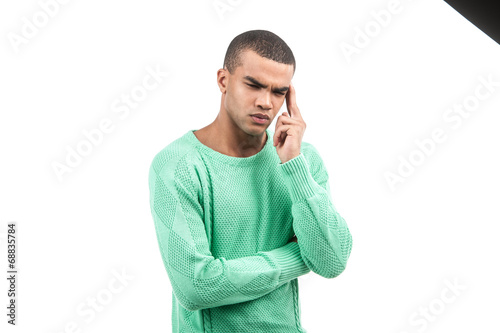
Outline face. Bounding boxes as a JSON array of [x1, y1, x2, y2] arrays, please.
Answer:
[[217, 49, 294, 136]]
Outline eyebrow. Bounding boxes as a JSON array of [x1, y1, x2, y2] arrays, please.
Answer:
[[243, 75, 289, 93]]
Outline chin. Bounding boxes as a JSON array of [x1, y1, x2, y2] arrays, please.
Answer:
[[244, 125, 267, 136]]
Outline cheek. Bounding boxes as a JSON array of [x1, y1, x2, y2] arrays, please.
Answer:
[[272, 98, 285, 112], [225, 88, 248, 116], [237, 90, 255, 110]]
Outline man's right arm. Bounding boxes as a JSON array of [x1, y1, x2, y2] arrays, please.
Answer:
[[148, 152, 310, 311]]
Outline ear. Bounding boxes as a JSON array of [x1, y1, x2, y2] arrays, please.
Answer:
[[217, 68, 229, 94]]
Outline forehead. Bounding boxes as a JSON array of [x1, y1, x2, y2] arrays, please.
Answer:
[[234, 49, 294, 87]]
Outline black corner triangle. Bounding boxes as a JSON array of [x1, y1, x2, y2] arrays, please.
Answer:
[[443, 0, 500, 44]]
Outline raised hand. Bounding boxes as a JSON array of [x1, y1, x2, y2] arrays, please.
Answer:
[[273, 82, 306, 164]]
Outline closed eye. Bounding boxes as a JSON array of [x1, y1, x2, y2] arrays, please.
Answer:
[[246, 83, 285, 96]]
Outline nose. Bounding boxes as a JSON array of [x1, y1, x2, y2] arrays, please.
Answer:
[[256, 91, 272, 110]]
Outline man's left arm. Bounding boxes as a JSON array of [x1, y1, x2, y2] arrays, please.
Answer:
[[278, 145, 353, 279], [273, 82, 352, 278]]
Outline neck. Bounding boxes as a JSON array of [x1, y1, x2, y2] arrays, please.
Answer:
[[214, 119, 267, 157], [198, 111, 268, 158]]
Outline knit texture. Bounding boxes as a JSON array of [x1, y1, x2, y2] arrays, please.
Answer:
[[148, 128, 353, 333]]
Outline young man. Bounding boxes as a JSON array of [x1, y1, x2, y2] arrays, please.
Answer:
[[148, 29, 352, 332]]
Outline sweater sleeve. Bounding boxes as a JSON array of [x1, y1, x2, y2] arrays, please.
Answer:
[[278, 145, 353, 279], [148, 152, 311, 311]]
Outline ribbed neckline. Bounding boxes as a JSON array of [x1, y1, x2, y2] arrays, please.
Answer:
[[185, 128, 274, 167]]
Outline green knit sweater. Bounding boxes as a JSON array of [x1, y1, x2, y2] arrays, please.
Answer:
[[148, 128, 353, 333]]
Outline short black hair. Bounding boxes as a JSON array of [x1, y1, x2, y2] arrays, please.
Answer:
[[223, 30, 295, 74]]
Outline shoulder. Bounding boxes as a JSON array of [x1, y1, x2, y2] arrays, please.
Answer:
[[149, 131, 200, 183], [300, 141, 321, 160], [300, 141, 328, 178], [300, 141, 328, 181]]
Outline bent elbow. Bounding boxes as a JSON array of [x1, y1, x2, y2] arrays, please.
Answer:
[[323, 228, 353, 279], [170, 279, 208, 311], [323, 261, 348, 279], [174, 289, 207, 312], [182, 301, 204, 312]]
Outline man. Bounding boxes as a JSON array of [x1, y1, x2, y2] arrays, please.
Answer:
[[148, 29, 352, 332]]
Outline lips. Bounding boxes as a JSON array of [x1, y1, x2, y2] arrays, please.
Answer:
[[251, 113, 269, 119], [251, 114, 269, 124]]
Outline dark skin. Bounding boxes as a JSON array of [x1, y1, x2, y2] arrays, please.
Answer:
[[194, 49, 305, 244], [273, 81, 306, 164]]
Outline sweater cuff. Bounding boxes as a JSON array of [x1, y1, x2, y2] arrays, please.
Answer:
[[267, 242, 310, 284], [279, 153, 317, 202]]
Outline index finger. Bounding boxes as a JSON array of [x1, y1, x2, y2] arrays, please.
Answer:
[[286, 82, 301, 119]]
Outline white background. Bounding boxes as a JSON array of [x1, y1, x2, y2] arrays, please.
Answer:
[[1, 0, 500, 332]]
